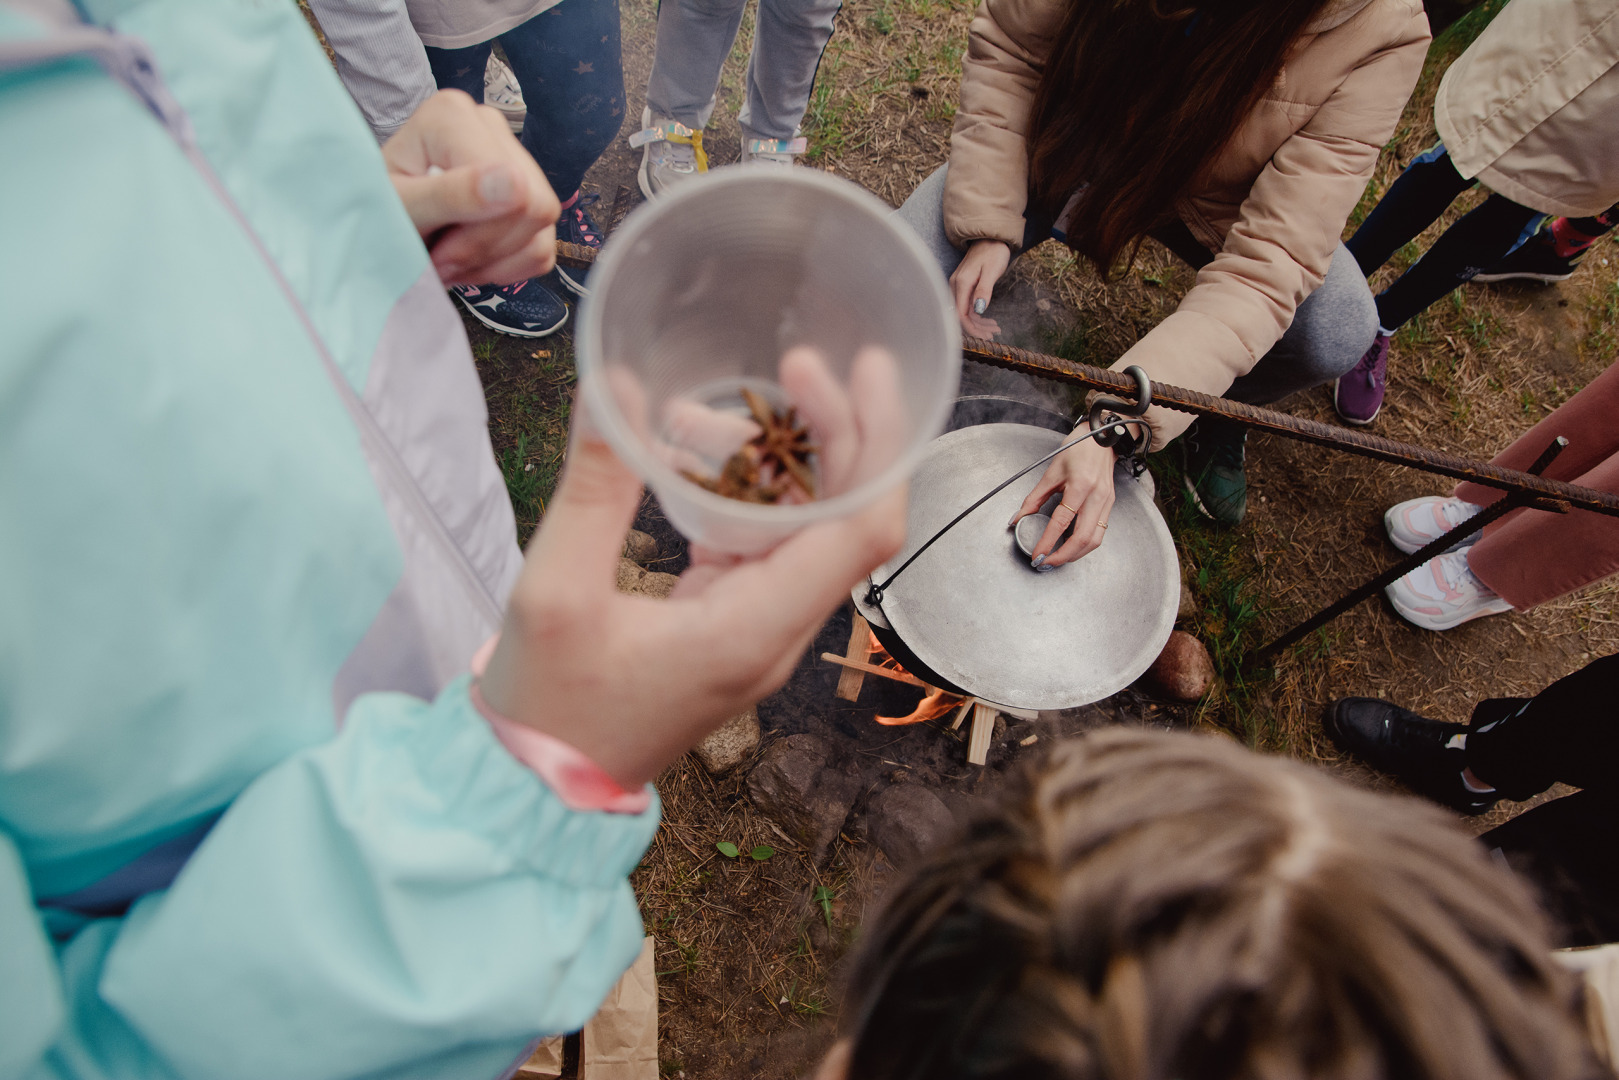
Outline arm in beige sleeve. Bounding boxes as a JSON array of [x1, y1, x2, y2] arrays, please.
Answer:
[[941, 0, 1063, 251], [1115, 13, 1430, 449]]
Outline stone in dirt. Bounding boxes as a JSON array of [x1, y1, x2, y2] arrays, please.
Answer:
[[1142, 630, 1216, 701], [693, 707, 760, 775], [746, 734, 862, 860], [622, 529, 658, 565], [866, 783, 956, 868], [616, 557, 678, 599]]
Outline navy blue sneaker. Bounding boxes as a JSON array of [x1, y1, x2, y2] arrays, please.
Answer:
[[555, 192, 603, 297], [452, 274, 568, 338], [1471, 231, 1582, 284]]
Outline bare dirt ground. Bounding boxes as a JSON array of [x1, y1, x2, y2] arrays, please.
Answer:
[[441, 0, 1619, 1075]]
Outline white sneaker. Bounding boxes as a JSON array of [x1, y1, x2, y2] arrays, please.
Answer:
[[1384, 495, 1485, 554], [1385, 550, 1513, 631], [630, 107, 705, 199], [485, 55, 525, 133], [740, 127, 807, 167]]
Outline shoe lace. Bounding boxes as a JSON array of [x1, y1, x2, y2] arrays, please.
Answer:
[[485, 59, 521, 103], [1436, 550, 1493, 597], [1438, 497, 1479, 529], [565, 193, 603, 246], [1355, 337, 1390, 388], [631, 120, 707, 173], [1211, 434, 1246, 471]]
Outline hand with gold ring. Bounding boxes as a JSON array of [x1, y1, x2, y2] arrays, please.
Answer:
[[1007, 430, 1118, 569]]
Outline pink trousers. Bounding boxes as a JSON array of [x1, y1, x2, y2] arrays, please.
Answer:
[[1455, 362, 1619, 609]]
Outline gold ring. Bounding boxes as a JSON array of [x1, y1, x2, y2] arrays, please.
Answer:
[[1096, 520, 1109, 530], [1060, 503, 1079, 515]]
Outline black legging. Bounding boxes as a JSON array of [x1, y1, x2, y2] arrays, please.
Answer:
[[1462, 654, 1619, 946], [1346, 147, 1541, 332]]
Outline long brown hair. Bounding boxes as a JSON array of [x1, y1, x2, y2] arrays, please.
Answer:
[[842, 730, 1602, 1080], [1029, 0, 1331, 274]]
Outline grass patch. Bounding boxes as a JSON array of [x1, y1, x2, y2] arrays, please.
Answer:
[[1041, 321, 1108, 369], [468, 324, 576, 544], [1146, 453, 1283, 747], [1584, 280, 1619, 365]]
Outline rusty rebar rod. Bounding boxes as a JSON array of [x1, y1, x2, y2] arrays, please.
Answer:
[[960, 336, 1619, 517], [555, 241, 1619, 515]]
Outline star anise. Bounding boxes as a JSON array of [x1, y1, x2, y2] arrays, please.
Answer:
[[681, 388, 819, 503]]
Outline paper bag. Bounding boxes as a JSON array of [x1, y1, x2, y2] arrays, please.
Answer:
[[515, 1036, 565, 1078], [582, 937, 659, 1080]]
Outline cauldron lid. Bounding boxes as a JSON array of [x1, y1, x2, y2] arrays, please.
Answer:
[[853, 423, 1179, 710]]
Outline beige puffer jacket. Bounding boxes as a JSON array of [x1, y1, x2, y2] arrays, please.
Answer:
[[1436, 0, 1619, 218], [944, 0, 1431, 447]]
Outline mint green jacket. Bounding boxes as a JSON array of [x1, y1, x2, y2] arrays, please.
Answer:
[[0, 3, 658, 1077]]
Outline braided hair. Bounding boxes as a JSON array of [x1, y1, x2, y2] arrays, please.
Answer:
[[842, 729, 1600, 1080]]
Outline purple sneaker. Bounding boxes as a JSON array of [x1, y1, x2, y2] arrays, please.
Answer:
[[1335, 332, 1391, 426]]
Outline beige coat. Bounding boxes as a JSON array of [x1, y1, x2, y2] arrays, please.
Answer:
[[944, 0, 1431, 447], [1435, 0, 1619, 218]]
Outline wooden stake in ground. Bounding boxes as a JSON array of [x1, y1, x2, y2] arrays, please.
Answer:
[[835, 616, 871, 701], [967, 704, 996, 766]]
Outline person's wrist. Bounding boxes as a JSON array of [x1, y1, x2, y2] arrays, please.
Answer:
[[1095, 411, 1141, 459], [469, 677, 651, 814]]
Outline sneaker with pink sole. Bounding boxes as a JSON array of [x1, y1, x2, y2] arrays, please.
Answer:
[[1384, 495, 1485, 554], [1385, 549, 1513, 631]]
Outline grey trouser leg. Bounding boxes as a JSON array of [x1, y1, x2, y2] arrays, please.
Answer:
[[894, 163, 963, 275], [738, 0, 841, 139], [1225, 243, 1377, 405], [645, 0, 840, 139], [305, 0, 435, 143]]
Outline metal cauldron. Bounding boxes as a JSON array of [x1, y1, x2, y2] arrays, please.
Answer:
[[852, 399, 1180, 711]]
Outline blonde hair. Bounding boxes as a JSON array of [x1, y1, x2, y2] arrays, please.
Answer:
[[842, 729, 1601, 1080]]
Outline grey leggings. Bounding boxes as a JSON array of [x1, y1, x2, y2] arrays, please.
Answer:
[[645, 0, 843, 141], [895, 164, 1377, 413]]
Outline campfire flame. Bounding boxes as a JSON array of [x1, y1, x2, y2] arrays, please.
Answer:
[[866, 631, 968, 726]]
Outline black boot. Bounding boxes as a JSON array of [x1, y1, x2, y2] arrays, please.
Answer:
[[1323, 697, 1500, 814]]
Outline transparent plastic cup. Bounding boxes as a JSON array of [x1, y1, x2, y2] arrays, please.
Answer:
[[576, 166, 961, 555]]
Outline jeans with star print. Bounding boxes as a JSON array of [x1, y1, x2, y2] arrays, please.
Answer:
[[425, 0, 625, 199]]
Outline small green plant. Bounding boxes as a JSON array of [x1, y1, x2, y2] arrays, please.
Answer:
[[813, 885, 836, 928], [866, 3, 896, 34], [499, 432, 559, 536], [715, 841, 774, 861]]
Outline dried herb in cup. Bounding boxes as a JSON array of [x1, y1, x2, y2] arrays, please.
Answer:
[[682, 388, 818, 503]]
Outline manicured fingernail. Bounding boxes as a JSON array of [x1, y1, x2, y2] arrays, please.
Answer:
[[1031, 553, 1045, 567], [478, 165, 516, 208], [1036, 563, 1056, 573], [973, 298, 987, 316]]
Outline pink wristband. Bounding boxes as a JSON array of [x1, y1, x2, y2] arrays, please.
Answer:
[[467, 638, 650, 815]]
